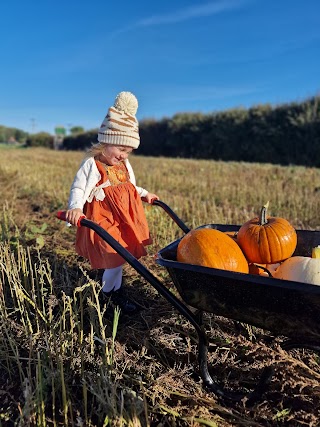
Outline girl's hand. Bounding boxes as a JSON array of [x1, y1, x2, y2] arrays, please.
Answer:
[[142, 192, 159, 204], [66, 208, 85, 226]]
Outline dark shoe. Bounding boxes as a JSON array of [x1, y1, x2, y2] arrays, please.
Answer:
[[105, 289, 138, 314]]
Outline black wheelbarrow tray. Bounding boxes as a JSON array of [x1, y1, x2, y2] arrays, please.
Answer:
[[57, 200, 320, 403]]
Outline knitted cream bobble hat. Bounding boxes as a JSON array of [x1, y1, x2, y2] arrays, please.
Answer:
[[97, 91, 140, 149]]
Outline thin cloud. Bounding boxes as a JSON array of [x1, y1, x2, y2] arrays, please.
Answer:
[[138, 0, 246, 27], [111, 0, 248, 37]]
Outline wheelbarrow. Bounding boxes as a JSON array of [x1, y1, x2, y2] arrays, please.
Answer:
[[57, 200, 320, 403]]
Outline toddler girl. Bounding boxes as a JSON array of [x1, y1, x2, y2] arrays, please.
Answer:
[[66, 91, 159, 313]]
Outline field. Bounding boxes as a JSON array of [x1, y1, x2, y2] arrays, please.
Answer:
[[0, 146, 320, 426]]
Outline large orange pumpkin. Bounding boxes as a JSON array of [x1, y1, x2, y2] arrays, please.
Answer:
[[237, 202, 297, 264], [177, 228, 249, 273]]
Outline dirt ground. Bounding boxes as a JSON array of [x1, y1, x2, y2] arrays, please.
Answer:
[[2, 199, 320, 426]]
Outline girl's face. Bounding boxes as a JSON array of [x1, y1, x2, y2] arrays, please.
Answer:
[[101, 145, 133, 166]]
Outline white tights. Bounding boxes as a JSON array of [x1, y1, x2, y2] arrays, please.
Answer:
[[102, 265, 123, 293]]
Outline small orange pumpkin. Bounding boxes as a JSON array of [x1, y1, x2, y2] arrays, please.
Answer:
[[177, 228, 249, 273], [249, 263, 280, 277], [249, 263, 267, 275], [223, 230, 238, 242], [237, 202, 297, 264]]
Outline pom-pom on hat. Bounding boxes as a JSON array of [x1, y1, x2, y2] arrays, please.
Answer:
[[97, 91, 140, 149]]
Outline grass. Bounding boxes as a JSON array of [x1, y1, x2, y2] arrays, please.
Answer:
[[0, 147, 320, 426]]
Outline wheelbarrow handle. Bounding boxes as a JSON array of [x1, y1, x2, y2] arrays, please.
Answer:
[[152, 200, 190, 234], [56, 210, 86, 227], [57, 201, 190, 234]]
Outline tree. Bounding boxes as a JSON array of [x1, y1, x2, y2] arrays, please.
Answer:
[[26, 132, 53, 148], [70, 126, 85, 135]]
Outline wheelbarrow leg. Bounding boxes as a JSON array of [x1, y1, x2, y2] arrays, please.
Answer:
[[195, 311, 273, 403]]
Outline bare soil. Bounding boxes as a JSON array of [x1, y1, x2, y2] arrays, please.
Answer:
[[14, 203, 320, 426]]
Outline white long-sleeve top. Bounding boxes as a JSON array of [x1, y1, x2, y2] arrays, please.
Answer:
[[68, 157, 148, 210]]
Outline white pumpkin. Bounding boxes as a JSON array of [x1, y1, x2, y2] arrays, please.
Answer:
[[273, 246, 320, 285]]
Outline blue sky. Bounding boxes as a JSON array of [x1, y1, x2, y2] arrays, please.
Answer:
[[1, 0, 319, 134]]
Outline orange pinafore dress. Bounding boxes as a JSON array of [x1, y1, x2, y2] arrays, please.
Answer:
[[75, 160, 152, 269]]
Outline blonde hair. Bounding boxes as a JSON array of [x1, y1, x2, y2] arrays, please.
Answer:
[[84, 142, 105, 159], [84, 141, 135, 160]]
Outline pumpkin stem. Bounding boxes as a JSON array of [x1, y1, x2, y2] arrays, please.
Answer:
[[252, 263, 273, 277], [259, 201, 269, 226], [312, 246, 320, 259]]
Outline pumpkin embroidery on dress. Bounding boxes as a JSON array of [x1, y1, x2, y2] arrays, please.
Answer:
[[104, 162, 130, 185]]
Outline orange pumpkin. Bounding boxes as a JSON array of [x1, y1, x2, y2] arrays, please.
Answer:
[[249, 263, 267, 275], [237, 202, 297, 264], [249, 263, 280, 277], [177, 228, 249, 273]]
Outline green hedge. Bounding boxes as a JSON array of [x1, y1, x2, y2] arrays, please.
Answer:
[[62, 96, 320, 167]]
